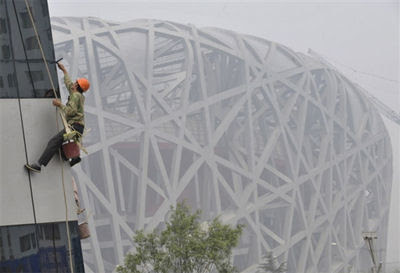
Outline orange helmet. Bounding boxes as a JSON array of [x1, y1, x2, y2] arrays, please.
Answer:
[[77, 78, 90, 92]]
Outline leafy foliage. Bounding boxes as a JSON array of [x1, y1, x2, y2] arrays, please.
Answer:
[[116, 202, 243, 273], [258, 252, 286, 273]]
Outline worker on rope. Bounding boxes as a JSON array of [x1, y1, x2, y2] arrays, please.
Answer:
[[25, 63, 90, 173]]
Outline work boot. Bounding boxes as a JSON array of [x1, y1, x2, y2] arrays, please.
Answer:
[[70, 157, 81, 167], [25, 163, 41, 173]]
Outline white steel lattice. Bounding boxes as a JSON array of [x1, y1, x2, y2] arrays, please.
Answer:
[[51, 18, 393, 273]]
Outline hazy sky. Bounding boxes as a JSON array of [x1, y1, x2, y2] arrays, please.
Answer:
[[48, 0, 400, 264]]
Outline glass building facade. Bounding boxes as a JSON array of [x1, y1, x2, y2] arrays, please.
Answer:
[[0, 1, 84, 272], [0, 223, 84, 273], [0, 0, 59, 98]]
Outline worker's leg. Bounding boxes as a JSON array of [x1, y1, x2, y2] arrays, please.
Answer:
[[37, 129, 66, 167], [70, 123, 84, 167]]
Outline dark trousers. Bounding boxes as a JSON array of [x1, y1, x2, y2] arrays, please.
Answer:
[[38, 123, 84, 166]]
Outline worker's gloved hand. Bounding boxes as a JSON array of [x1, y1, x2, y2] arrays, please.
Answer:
[[57, 63, 66, 73], [52, 99, 62, 107]]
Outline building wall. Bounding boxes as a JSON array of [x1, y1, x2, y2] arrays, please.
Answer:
[[0, 99, 78, 226], [52, 17, 393, 273], [0, 1, 83, 272]]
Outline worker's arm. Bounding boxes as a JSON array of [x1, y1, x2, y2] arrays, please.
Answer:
[[63, 73, 74, 94], [58, 92, 80, 116], [57, 63, 74, 94]]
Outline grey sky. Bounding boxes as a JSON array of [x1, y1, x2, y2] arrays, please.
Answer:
[[48, 0, 400, 265]]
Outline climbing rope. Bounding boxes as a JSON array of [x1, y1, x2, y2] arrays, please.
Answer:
[[23, 1, 75, 272]]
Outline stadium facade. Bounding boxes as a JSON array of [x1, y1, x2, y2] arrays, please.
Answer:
[[51, 17, 393, 273]]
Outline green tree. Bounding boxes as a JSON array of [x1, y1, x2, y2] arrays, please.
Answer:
[[258, 252, 286, 273], [117, 202, 243, 273]]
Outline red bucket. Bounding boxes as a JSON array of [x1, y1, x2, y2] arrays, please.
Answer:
[[78, 222, 90, 239], [62, 141, 80, 159]]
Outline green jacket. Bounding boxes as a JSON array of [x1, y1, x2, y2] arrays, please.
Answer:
[[60, 73, 85, 126]]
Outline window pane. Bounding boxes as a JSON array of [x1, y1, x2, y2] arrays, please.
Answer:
[[0, 18, 7, 34], [25, 36, 39, 50], [19, 234, 31, 252], [19, 11, 32, 29], [1, 45, 10, 59]]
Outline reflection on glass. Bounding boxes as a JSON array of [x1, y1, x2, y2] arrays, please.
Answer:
[[0, 0, 59, 98], [0, 222, 84, 273]]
